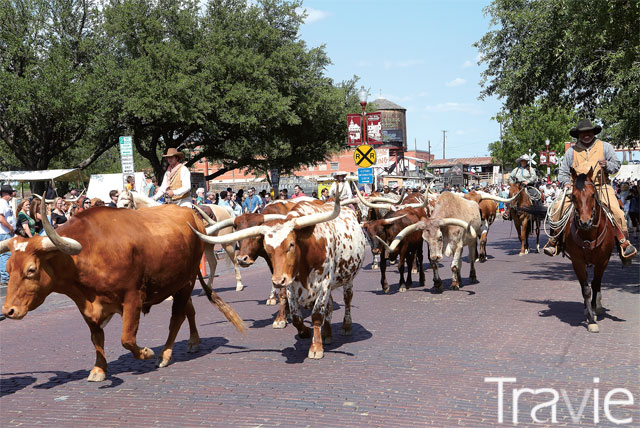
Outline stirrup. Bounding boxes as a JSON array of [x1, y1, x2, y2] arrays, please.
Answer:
[[620, 239, 637, 259], [543, 242, 558, 257]]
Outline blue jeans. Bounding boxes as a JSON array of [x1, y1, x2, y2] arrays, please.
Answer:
[[0, 233, 11, 283]]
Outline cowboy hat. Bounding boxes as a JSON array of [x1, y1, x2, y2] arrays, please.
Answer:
[[570, 119, 602, 138], [0, 184, 14, 194], [515, 154, 537, 165], [333, 170, 348, 177], [162, 147, 185, 160]]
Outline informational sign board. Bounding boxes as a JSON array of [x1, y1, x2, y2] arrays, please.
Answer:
[[366, 112, 383, 144], [357, 167, 374, 184], [549, 151, 557, 165], [119, 136, 134, 173], [539, 151, 548, 165], [347, 114, 363, 146], [353, 144, 377, 168], [270, 168, 279, 192]]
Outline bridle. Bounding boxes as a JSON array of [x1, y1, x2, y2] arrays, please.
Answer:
[[571, 180, 601, 230]]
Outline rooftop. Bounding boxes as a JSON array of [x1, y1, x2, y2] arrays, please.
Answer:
[[428, 157, 496, 167]]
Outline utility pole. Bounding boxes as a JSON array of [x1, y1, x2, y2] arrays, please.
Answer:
[[442, 130, 447, 159], [428, 140, 431, 160]]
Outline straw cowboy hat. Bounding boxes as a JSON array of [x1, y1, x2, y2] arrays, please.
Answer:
[[332, 171, 348, 178], [162, 147, 185, 160], [570, 119, 602, 138], [515, 154, 537, 165]]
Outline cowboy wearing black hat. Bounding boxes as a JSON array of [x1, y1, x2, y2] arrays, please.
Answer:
[[152, 148, 192, 207], [544, 119, 636, 259]]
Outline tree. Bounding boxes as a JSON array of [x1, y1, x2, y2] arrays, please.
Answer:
[[0, 1, 104, 172], [488, 102, 577, 175], [475, 0, 639, 146]]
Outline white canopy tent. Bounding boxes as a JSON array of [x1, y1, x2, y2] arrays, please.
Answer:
[[615, 165, 640, 181], [0, 168, 89, 183]]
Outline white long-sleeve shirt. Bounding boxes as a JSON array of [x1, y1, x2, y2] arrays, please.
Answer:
[[153, 163, 191, 203]]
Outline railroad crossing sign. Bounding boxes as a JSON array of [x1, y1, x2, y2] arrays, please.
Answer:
[[354, 144, 376, 168]]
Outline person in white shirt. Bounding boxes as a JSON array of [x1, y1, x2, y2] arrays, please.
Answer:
[[0, 184, 17, 284], [153, 148, 192, 207], [329, 171, 353, 201]]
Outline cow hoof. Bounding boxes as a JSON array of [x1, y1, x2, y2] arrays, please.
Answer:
[[308, 349, 324, 359], [382, 284, 390, 294], [470, 276, 478, 284], [323, 336, 332, 345], [298, 329, 312, 339], [272, 319, 286, 329], [87, 369, 106, 382], [157, 357, 171, 368], [587, 323, 600, 333], [265, 297, 277, 306], [187, 342, 200, 353], [141, 347, 155, 359], [341, 328, 352, 336], [451, 284, 460, 291], [411, 268, 418, 274], [235, 283, 244, 291], [399, 285, 407, 293], [371, 264, 379, 270]]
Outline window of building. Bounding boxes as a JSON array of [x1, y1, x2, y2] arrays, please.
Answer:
[[330, 162, 339, 170], [319, 164, 327, 171]]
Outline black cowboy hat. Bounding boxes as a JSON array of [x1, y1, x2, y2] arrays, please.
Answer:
[[570, 119, 602, 138], [0, 184, 14, 194]]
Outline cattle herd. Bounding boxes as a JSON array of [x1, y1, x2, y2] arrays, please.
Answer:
[[1, 185, 521, 381]]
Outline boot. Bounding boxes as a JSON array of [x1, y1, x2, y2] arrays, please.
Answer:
[[620, 235, 637, 259], [543, 238, 559, 257]]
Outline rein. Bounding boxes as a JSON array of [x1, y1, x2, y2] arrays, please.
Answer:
[[569, 181, 609, 254]]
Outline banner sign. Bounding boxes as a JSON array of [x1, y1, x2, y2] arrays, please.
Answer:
[[539, 151, 548, 165], [366, 112, 383, 144], [347, 114, 362, 146], [549, 150, 557, 165]]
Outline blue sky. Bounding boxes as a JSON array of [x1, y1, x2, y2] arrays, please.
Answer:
[[297, 0, 501, 159]]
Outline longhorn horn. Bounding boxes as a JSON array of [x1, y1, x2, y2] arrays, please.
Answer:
[[340, 198, 359, 206], [376, 221, 426, 254], [381, 214, 407, 225], [475, 191, 518, 203], [0, 238, 11, 254], [293, 189, 341, 229], [193, 204, 216, 226], [40, 193, 82, 254], [190, 222, 267, 245], [204, 214, 287, 236], [354, 186, 394, 210], [441, 218, 477, 239]]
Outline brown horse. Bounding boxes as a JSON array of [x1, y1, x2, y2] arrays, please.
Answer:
[[508, 182, 541, 255], [563, 168, 615, 333]]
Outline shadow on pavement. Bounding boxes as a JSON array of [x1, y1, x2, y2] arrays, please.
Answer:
[[217, 322, 373, 364], [519, 299, 627, 328], [0, 337, 230, 394]]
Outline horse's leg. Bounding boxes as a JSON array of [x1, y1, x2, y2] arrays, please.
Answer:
[[223, 243, 244, 291], [592, 255, 611, 318], [571, 258, 597, 332]]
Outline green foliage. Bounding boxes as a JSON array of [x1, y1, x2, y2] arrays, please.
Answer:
[[488, 102, 577, 174], [476, 0, 639, 146]]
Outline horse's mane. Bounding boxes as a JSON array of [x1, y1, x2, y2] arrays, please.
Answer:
[[574, 173, 588, 191]]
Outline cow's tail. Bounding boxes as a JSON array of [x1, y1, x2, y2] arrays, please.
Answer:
[[198, 271, 247, 335]]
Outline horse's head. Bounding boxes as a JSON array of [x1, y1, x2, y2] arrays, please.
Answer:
[[508, 182, 529, 207], [571, 167, 597, 230]]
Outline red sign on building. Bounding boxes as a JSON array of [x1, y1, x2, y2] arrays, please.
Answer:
[[347, 114, 362, 146], [366, 112, 383, 145]]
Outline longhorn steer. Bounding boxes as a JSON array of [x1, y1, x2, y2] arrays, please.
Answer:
[[381, 192, 481, 291], [192, 196, 366, 360], [362, 207, 426, 293], [462, 190, 509, 262], [0, 202, 245, 381]]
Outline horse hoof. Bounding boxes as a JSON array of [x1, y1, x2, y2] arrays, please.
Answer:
[[141, 347, 155, 359], [518, 252, 525, 256], [341, 328, 352, 336], [235, 284, 244, 292], [87, 369, 106, 382], [156, 357, 171, 368], [587, 324, 600, 333], [272, 320, 286, 329], [382, 284, 390, 294], [399, 285, 407, 293], [187, 342, 200, 353], [371, 264, 379, 270], [308, 349, 324, 359]]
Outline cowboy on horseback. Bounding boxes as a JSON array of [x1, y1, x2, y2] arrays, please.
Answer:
[[503, 154, 538, 220], [543, 119, 637, 259]]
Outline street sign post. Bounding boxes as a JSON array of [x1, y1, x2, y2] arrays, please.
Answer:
[[357, 167, 374, 184], [119, 136, 135, 188]]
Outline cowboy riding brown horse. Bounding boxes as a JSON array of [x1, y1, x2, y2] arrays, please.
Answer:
[[507, 182, 542, 255], [562, 168, 616, 333]]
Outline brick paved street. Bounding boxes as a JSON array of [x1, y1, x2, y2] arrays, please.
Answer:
[[1, 219, 638, 427]]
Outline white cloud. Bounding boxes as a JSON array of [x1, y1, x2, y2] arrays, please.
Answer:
[[445, 78, 466, 87], [297, 7, 330, 24], [462, 60, 473, 68]]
